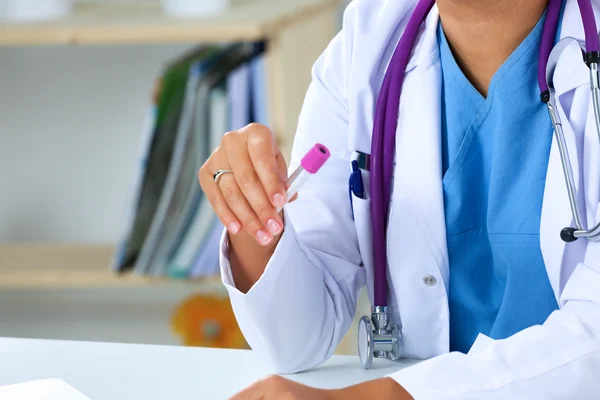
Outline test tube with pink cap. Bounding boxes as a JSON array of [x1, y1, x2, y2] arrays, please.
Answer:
[[281, 144, 331, 209]]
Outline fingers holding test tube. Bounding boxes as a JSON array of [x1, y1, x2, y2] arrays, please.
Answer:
[[199, 123, 330, 247], [226, 128, 284, 244], [200, 124, 283, 246]]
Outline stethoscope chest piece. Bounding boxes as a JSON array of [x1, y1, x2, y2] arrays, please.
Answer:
[[357, 306, 401, 369]]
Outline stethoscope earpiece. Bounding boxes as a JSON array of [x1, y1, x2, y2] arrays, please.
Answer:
[[561, 227, 578, 243]]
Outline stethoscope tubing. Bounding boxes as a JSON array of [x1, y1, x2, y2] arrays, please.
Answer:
[[370, 0, 436, 307]]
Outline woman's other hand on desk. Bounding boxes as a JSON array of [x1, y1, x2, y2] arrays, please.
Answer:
[[229, 376, 414, 400], [199, 123, 293, 293]]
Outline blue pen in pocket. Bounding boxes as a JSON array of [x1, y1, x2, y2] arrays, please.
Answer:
[[349, 160, 365, 219]]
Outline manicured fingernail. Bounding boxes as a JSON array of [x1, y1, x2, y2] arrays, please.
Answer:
[[273, 193, 286, 209], [228, 222, 241, 234], [256, 230, 272, 245], [267, 219, 282, 235]]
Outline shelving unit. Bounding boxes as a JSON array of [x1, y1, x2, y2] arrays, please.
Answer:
[[0, 0, 341, 289], [0, 244, 225, 289]]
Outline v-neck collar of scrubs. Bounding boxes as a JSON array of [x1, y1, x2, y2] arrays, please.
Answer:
[[437, 12, 560, 353], [438, 13, 547, 181]]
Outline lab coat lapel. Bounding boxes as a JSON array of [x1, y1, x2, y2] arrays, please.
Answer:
[[389, 7, 449, 290], [541, 95, 579, 297], [560, 0, 600, 42], [540, 2, 591, 296]]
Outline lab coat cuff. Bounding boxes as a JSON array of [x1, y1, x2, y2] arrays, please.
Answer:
[[218, 228, 236, 286], [388, 353, 481, 400], [219, 213, 297, 296]]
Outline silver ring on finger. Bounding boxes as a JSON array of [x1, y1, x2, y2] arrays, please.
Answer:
[[213, 169, 233, 184]]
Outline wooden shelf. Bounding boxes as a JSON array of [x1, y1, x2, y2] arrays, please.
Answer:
[[0, 244, 220, 289], [0, 0, 339, 45]]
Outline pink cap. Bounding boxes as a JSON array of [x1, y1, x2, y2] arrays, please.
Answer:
[[301, 143, 330, 174]]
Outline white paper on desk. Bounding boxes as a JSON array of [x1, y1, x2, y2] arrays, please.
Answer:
[[0, 379, 92, 400]]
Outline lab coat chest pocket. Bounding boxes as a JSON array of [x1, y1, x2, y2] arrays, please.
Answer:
[[351, 178, 375, 301]]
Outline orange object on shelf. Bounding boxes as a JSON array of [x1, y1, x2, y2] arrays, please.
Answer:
[[171, 293, 248, 349]]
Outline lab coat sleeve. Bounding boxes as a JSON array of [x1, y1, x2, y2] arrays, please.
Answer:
[[390, 91, 600, 399], [218, 3, 366, 374]]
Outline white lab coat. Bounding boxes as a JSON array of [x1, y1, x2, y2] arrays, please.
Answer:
[[219, 0, 600, 398]]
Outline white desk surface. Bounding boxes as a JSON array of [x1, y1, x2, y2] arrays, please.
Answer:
[[0, 338, 418, 399]]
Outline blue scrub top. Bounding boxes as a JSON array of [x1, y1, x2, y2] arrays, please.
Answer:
[[438, 14, 560, 353]]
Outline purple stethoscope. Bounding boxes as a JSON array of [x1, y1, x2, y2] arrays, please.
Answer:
[[358, 0, 600, 369]]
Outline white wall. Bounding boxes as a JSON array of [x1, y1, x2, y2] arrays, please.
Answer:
[[0, 43, 194, 243]]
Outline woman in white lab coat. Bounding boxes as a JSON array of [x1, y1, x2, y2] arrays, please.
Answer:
[[199, 0, 600, 399]]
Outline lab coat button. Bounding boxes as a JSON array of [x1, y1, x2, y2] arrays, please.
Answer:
[[423, 275, 437, 286]]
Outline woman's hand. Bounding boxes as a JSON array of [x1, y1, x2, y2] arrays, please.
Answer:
[[230, 376, 335, 400], [198, 123, 292, 292], [229, 376, 414, 400], [199, 123, 288, 245]]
